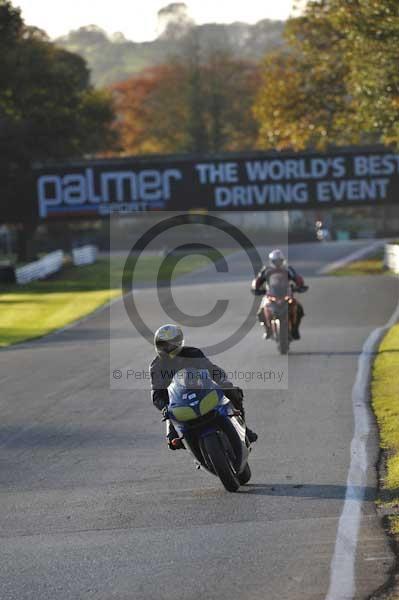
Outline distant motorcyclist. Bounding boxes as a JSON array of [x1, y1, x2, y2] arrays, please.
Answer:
[[150, 324, 258, 449], [254, 249, 307, 340]]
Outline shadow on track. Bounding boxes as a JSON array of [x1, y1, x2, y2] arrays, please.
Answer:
[[290, 351, 366, 357], [0, 425, 156, 450], [241, 483, 376, 500]]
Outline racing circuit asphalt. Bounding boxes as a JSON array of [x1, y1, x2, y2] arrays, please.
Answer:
[[0, 240, 398, 600]]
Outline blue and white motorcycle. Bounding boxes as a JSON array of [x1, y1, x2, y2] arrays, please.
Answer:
[[165, 368, 252, 492]]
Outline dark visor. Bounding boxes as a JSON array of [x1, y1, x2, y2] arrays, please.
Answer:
[[157, 340, 179, 354]]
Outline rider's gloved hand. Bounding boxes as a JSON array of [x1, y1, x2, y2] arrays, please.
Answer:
[[161, 406, 169, 421]]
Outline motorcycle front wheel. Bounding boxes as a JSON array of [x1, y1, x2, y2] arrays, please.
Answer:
[[276, 318, 289, 355], [202, 432, 240, 492], [238, 463, 252, 485]]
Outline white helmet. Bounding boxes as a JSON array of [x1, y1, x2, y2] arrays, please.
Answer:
[[269, 249, 286, 268], [154, 324, 184, 358]]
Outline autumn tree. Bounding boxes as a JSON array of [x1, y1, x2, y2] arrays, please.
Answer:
[[112, 64, 189, 154], [112, 49, 260, 155], [329, 0, 399, 145], [202, 51, 261, 152], [0, 0, 116, 259], [254, 0, 399, 150], [254, 0, 352, 150]]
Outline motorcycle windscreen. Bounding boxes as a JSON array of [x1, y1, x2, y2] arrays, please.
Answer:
[[168, 368, 223, 422]]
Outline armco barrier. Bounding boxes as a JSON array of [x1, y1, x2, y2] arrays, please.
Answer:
[[16, 250, 64, 285], [384, 243, 399, 274], [72, 245, 98, 266]]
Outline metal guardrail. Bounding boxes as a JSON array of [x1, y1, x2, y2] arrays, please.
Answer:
[[72, 245, 98, 266], [384, 243, 399, 274], [16, 251, 64, 285]]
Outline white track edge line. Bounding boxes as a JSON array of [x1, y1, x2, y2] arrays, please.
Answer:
[[325, 296, 399, 600], [318, 241, 386, 275]]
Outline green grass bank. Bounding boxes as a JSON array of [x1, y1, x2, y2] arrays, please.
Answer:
[[0, 252, 223, 347]]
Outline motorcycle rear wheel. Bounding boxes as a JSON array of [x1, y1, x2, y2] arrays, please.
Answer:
[[203, 433, 240, 492]]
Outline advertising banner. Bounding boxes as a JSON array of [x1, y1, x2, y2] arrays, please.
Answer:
[[33, 146, 399, 219]]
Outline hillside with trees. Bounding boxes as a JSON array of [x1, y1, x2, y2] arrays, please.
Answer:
[[110, 0, 399, 157], [56, 3, 284, 87]]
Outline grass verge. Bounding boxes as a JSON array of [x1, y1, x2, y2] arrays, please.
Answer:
[[332, 249, 386, 276], [0, 289, 119, 346], [0, 252, 224, 347], [372, 323, 399, 595]]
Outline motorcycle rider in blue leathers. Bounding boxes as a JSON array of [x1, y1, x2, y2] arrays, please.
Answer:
[[150, 324, 258, 449]]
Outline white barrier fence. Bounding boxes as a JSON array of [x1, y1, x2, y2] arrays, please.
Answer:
[[16, 250, 64, 285], [385, 243, 399, 274], [72, 245, 98, 266]]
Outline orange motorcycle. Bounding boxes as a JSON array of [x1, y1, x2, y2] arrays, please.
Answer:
[[251, 273, 303, 355]]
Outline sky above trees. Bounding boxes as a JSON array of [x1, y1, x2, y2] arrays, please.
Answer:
[[14, 0, 294, 41]]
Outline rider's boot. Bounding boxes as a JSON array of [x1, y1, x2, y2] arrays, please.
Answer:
[[292, 304, 304, 340], [246, 428, 258, 443], [291, 326, 300, 340], [263, 325, 272, 340]]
